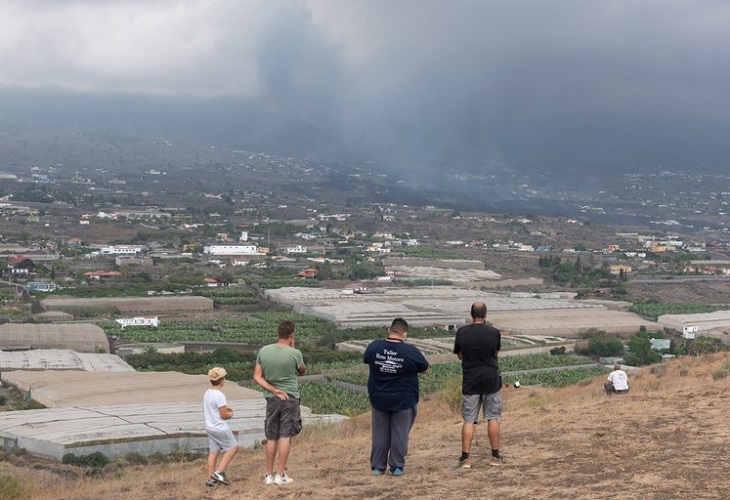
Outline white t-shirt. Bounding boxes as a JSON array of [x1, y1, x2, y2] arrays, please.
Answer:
[[203, 388, 228, 430], [607, 369, 629, 391]]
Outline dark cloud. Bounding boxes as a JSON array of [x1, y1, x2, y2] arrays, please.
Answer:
[[3, 1, 730, 174], [244, 1, 730, 175]]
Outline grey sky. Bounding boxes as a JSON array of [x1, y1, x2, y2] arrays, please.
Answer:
[[2, 0, 730, 172]]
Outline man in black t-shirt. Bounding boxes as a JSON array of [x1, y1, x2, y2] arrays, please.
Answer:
[[364, 317, 429, 476], [453, 301, 505, 468]]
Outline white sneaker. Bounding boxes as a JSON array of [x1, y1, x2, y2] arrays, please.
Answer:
[[274, 473, 293, 485], [264, 474, 274, 485]]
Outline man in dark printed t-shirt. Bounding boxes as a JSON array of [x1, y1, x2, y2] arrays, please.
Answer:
[[364, 317, 429, 477]]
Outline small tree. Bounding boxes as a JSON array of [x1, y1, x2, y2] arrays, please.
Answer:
[[624, 332, 663, 366]]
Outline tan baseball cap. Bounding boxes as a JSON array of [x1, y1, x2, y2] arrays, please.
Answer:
[[208, 367, 227, 382]]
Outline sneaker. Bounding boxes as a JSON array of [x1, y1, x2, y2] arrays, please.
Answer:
[[391, 467, 404, 476], [274, 473, 293, 485], [371, 468, 385, 476], [211, 470, 229, 485], [459, 458, 471, 469], [264, 474, 275, 485], [489, 455, 506, 466], [205, 479, 217, 487]]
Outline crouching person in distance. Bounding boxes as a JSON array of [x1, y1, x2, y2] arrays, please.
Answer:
[[604, 363, 629, 395]]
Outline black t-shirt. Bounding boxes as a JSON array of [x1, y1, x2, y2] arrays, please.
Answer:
[[364, 339, 429, 412], [453, 323, 501, 395]]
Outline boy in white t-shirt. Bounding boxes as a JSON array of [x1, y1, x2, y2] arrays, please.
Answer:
[[203, 367, 239, 487]]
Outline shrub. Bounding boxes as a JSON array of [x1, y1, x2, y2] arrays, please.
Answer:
[[148, 452, 169, 465], [124, 452, 148, 465], [0, 474, 25, 500], [527, 391, 550, 408], [711, 362, 730, 381], [650, 364, 667, 377], [672, 337, 728, 356], [61, 451, 109, 469], [436, 378, 463, 416]]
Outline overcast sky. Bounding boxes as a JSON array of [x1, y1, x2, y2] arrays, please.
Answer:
[[2, 0, 730, 173]]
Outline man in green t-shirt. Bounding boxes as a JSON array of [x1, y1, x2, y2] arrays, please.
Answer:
[[253, 320, 307, 486]]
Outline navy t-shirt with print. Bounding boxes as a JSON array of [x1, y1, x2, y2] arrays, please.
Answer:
[[364, 339, 429, 412]]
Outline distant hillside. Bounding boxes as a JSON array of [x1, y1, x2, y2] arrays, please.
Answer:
[[0, 89, 347, 170], [8, 352, 730, 499]]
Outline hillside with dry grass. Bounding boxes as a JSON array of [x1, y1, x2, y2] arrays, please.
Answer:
[[3, 352, 729, 500]]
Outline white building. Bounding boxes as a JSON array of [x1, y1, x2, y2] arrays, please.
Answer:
[[204, 245, 259, 256], [100, 245, 142, 255], [286, 245, 307, 254]]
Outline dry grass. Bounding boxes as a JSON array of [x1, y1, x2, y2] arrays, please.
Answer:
[[9, 352, 730, 499]]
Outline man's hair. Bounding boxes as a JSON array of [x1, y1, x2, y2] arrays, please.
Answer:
[[471, 302, 487, 319], [278, 320, 295, 339], [614, 363, 622, 370], [389, 317, 409, 334]]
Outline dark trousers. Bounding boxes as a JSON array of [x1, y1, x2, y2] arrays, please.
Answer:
[[370, 405, 417, 471]]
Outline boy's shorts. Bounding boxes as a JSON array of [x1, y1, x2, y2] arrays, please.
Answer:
[[206, 426, 238, 452]]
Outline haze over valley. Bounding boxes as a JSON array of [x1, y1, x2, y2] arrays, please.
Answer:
[[1, 3, 730, 499]]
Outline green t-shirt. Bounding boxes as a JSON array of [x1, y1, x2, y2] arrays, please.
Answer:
[[256, 343, 304, 399]]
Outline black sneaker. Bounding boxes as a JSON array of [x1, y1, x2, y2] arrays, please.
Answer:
[[212, 471, 230, 485]]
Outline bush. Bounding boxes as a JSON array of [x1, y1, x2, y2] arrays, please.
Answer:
[[0, 474, 25, 500], [123, 452, 148, 465], [650, 364, 667, 377], [436, 378, 463, 416], [672, 337, 728, 356], [62, 451, 109, 469], [712, 362, 730, 380]]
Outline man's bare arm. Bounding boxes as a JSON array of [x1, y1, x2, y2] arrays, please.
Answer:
[[253, 363, 289, 400]]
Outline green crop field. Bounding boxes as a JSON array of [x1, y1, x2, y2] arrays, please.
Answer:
[[502, 366, 608, 387], [327, 354, 600, 397], [104, 312, 335, 345], [629, 301, 730, 321], [300, 382, 370, 416]]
